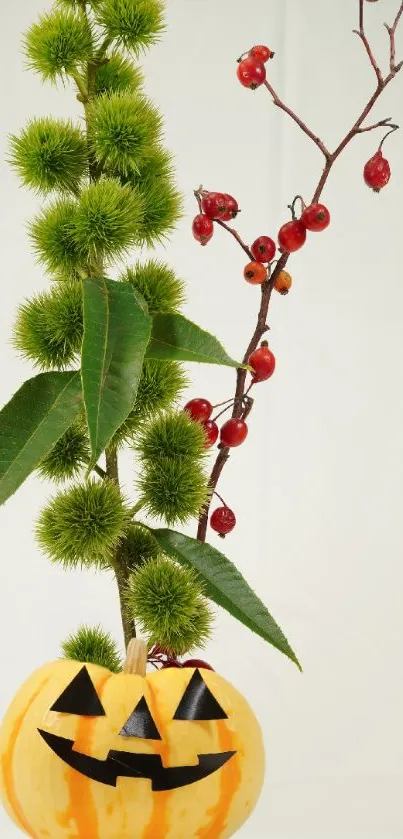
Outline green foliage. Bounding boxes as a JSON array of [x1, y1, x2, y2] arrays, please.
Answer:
[[138, 410, 207, 464], [111, 360, 187, 446], [30, 197, 81, 276], [38, 420, 90, 482], [123, 147, 182, 245], [13, 281, 83, 370], [82, 276, 152, 461], [0, 372, 82, 506], [94, 54, 143, 96], [9, 118, 87, 195], [124, 524, 160, 572], [74, 178, 143, 262], [61, 624, 122, 672], [125, 557, 213, 656], [153, 528, 302, 670], [120, 259, 185, 316], [24, 8, 93, 82], [138, 456, 209, 525], [36, 479, 130, 568], [91, 93, 162, 176], [96, 0, 165, 54]]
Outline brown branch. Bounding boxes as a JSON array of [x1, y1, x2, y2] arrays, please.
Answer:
[[354, 0, 383, 84], [386, 2, 403, 72], [263, 80, 331, 159], [214, 218, 254, 260], [196, 0, 403, 543]]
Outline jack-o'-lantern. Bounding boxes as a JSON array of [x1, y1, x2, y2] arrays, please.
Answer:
[[0, 640, 265, 839]]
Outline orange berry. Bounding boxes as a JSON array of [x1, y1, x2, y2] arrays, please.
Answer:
[[243, 261, 267, 285], [273, 269, 292, 295]]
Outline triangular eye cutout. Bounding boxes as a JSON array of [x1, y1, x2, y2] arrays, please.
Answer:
[[119, 696, 162, 740], [173, 670, 228, 721], [50, 666, 106, 717]]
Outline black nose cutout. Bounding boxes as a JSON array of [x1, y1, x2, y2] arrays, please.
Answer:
[[50, 666, 106, 717], [119, 696, 162, 740], [173, 670, 228, 721]]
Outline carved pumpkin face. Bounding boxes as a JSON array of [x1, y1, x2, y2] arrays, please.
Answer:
[[0, 659, 265, 839]]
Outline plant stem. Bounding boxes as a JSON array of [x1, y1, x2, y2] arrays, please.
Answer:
[[197, 0, 403, 542], [73, 19, 135, 648]]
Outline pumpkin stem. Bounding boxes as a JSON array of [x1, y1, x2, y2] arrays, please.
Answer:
[[123, 638, 148, 676]]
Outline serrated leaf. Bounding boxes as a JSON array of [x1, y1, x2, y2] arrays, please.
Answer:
[[82, 277, 152, 461], [0, 371, 82, 505], [145, 313, 247, 369], [153, 528, 301, 670]]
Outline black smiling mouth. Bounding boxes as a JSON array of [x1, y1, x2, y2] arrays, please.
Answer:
[[38, 729, 236, 790]]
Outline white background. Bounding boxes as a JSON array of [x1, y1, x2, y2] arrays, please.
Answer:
[[1, 1, 403, 837]]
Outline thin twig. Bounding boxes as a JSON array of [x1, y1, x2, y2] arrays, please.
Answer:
[[263, 80, 331, 160], [354, 0, 383, 85], [356, 116, 394, 133], [214, 218, 254, 260], [196, 0, 403, 543]]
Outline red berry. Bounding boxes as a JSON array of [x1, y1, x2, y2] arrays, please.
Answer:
[[202, 419, 219, 448], [278, 219, 307, 253], [210, 506, 236, 536], [220, 418, 248, 448], [220, 193, 239, 220], [162, 660, 183, 669], [192, 214, 214, 245], [251, 235, 276, 263], [237, 57, 266, 89], [301, 203, 330, 232], [182, 659, 215, 671], [201, 192, 227, 219], [184, 398, 212, 422], [363, 150, 391, 192], [249, 345, 276, 382], [244, 261, 267, 285], [249, 45, 273, 63]]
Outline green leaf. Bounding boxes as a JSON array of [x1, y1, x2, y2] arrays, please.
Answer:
[[153, 528, 301, 670], [0, 371, 82, 505], [82, 277, 152, 462], [145, 313, 247, 369]]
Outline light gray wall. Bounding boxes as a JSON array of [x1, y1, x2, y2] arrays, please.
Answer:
[[1, 1, 403, 837]]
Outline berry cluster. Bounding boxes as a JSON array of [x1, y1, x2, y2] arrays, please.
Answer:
[[191, 33, 398, 546], [236, 43, 274, 90], [183, 340, 276, 537]]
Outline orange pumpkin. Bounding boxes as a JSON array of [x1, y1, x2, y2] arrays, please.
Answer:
[[0, 640, 265, 839]]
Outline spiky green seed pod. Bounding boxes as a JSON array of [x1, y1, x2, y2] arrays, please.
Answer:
[[56, 0, 102, 9], [73, 178, 144, 261], [125, 557, 213, 656], [94, 55, 143, 97], [38, 421, 90, 482], [30, 197, 82, 276], [9, 118, 87, 196], [91, 93, 162, 176], [13, 281, 83, 370], [122, 147, 182, 245], [111, 360, 188, 446], [138, 457, 209, 525], [120, 259, 185, 315], [24, 9, 93, 82], [123, 524, 160, 572], [138, 411, 207, 465], [61, 625, 122, 672], [96, 0, 165, 55], [36, 479, 130, 569]]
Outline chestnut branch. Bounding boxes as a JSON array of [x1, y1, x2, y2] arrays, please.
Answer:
[[196, 0, 403, 543]]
